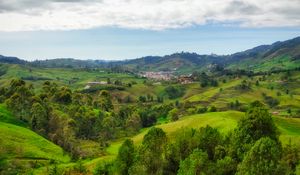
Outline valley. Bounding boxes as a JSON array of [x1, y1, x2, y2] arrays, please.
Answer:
[[0, 37, 300, 174]]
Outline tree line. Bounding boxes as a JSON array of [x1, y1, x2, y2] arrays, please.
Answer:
[[99, 101, 300, 175]]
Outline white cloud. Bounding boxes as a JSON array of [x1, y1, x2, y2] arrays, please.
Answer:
[[0, 0, 299, 31]]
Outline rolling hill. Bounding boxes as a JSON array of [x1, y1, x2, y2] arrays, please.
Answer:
[[1, 36, 300, 73]]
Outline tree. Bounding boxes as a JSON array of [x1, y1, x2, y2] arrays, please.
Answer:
[[168, 108, 179, 121], [139, 108, 157, 127], [237, 137, 282, 175], [98, 90, 114, 111], [139, 127, 167, 175], [177, 149, 209, 175], [209, 106, 217, 112], [281, 140, 300, 174], [231, 101, 279, 160], [139, 96, 146, 103], [164, 128, 199, 174], [5, 80, 33, 122], [115, 139, 135, 175], [165, 86, 185, 99], [30, 102, 48, 135], [55, 87, 72, 104], [107, 78, 111, 84], [215, 156, 237, 175], [94, 162, 113, 175], [264, 95, 279, 108], [198, 125, 223, 160], [125, 113, 141, 133]]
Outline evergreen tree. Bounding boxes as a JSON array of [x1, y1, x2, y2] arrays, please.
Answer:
[[177, 149, 209, 175], [139, 127, 167, 175], [237, 137, 282, 175], [115, 139, 135, 175], [231, 101, 279, 160]]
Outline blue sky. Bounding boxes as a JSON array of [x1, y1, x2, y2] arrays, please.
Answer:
[[0, 0, 299, 60], [1, 26, 299, 60]]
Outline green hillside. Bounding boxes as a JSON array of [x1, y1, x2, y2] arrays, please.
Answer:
[[108, 111, 300, 155], [0, 105, 70, 173], [79, 111, 300, 172], [2, 37, 300, 74]]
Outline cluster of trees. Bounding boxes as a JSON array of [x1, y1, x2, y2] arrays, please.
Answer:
[[263, 93, 280, 108], [0, 79, 183, 160], [164, 86, 185, 99], [100, 101, 300, 175], [0, 80, 153, 159], [192, 72, 219, 87], [236, 80, 251, 91]]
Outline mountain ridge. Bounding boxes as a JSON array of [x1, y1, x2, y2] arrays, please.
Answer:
[[1, 36, 300, 72]]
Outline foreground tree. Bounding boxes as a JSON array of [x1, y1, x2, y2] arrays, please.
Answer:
[[237, 137, 282, 175], [197, 125, 223, 160], [115, 139, 135, 175], [231, 101, 279, 160], [132, 127, 167, 175], [177, 149, 209, 175]]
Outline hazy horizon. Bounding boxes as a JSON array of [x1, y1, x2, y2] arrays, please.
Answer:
[[0, 0, 300, 60]]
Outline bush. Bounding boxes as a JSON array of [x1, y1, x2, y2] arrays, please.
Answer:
[[165, 86, 185, 99], [198, 107, 208, 114], [168, 108, 179, 121], [264, 96, 279, 108], [209, 106, 217, 112]]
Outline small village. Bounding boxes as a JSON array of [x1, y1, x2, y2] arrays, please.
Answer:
[[84, 71, 194, 89], [139, 71, 194, 84]]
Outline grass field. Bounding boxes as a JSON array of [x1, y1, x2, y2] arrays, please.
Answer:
[[0, 122, 69, 162], [0, 105, 70, 173], [0, 64, 144, 91], [0, 104, 26, 126]]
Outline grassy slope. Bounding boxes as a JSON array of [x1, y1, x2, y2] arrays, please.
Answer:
[[0, 105, 70, 171], [0, 64, 143, 90], [0, 104, 26, 126], [274, 117, 300, 145], [0, 122, 69, 162], [184, 74, 300, 111], [227, 55, 300, 72]]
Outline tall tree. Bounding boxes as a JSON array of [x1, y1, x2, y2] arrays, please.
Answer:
[[177, 149, 209, 175], [138, 127, 167, 175], [197, 125, 223, 160], [30, 102, 48, 135], [237, 137, 282, 175], [115, 139, 135, 175], [231, 101, 279, 160]]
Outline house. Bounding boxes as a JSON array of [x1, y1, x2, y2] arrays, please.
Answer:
[[87, 81, 107, 85], [84, 81, 108, 89], [178, 75, 193, 84], [140, 71, 174, 81]]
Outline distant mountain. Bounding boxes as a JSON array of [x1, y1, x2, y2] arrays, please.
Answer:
[[122, 36, 300, 72], [121, 53, 226, 73], [0, 55, 27, 65], [1, 36, 300, 73], [226, 36, 300, 71], [31, 58, 102, 68]]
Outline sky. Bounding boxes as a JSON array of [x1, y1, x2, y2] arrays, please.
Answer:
[[0, 0, 300, 60]]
